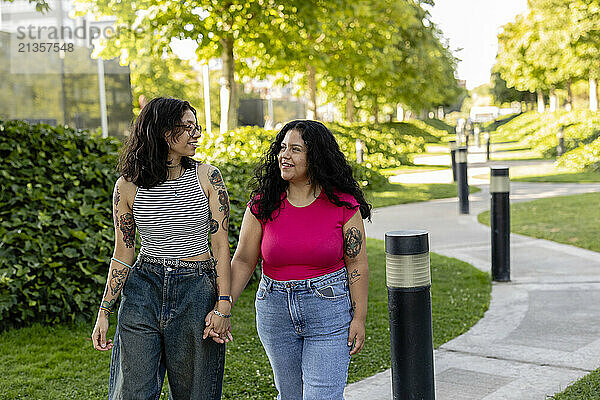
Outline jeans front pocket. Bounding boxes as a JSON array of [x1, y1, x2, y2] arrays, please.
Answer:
[[311, 279, 349, 300], [256, 278, 269, 300]]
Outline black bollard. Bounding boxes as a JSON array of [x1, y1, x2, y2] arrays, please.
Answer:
[[490, 167, 510, 281], [449, 140, 457, 182], [486, 137, 491, 161], [457, 146, 469, 214], [386, 230, 435, 400]]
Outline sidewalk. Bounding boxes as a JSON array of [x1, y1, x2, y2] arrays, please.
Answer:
[[344, 170, 600, 399]]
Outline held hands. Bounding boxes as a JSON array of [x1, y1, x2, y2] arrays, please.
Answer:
[[203, 302, 233, 344], [91, 313, 114, 351], [348, 318, 366, 355]]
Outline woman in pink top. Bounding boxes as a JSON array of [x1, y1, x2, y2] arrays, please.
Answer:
[[230, 120, 371, 399]]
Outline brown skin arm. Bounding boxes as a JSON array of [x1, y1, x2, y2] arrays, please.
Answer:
[[230, 207, 263, 303], [343, 210, 369, 355], [91, 177, 137, 351]]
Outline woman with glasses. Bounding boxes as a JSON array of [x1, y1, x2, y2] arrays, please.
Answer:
[[226, 120, 371, 399], [91, 97, 232, 399]]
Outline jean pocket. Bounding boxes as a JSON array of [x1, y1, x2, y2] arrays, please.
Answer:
[[311, 279, 348, 300], [256, 280, 268, 300]]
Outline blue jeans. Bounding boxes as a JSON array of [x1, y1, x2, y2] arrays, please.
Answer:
[[108, 259, 225, 400], [255, 268, 353, 400]]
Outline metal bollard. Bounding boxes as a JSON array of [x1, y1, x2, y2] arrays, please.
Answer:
[[486, 137, 491, 161], [386, 230, 435, 400], [456, 146, 469, 214], [449, 140, 457, 182], [355, 139, 364, 164], [490, 167, 510, 281]]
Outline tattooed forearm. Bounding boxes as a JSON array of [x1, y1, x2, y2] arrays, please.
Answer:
[[349, 268, 361, 285], [119, 212, 136, 248], [352, 300, 357, 311], [344, 227, 362, 258], [101, 298, 117, 317], [109, 268, 130, 296], [210, 219, 219, 234], [221, 216, 229, 231]]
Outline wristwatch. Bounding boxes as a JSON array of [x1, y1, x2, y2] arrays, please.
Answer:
[[218, 295, 233, 303]]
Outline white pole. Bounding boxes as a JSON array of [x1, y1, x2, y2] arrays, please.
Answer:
[[590, 78, 598, 112], [219, 77, 229, 134], [203, 63, 212, 137], [97, 57, 108, 138]]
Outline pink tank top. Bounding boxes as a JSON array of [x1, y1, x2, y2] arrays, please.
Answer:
[[251, 191, 360, 280]]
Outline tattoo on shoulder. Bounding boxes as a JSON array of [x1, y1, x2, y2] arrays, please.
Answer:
[[109, 268, 130, 296], [349, 268, 361, 285], [344, 227, 362, 258], [208, 168, 225, 190], [119, 213, 136, 248]]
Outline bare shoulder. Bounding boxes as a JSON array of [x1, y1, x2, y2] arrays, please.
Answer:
[[115, 176, 137, 207]]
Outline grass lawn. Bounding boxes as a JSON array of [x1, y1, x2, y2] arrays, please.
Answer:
[[368, 182, 481, 209], [478, 192, 600, 252], [549, 368, 600, 400], [511, 170, 600, 183], [0, 239, 491, 400], [479, 192, 600, 398]]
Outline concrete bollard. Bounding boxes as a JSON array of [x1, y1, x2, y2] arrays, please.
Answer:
[[449, 140, 457, 182], [456, 146, 469, 214], [490, 167, 510, 282], [385, 230, 435, 400]]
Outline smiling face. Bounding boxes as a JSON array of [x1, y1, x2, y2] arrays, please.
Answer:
[[167, 108, 200, 159], [278, 129, 309, 184]]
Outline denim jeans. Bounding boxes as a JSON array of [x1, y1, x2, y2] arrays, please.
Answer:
[[255, 267, 353, 400], [108, 259, 225, 400]]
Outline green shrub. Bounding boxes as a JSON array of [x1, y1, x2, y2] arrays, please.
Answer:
[[556, 136, 600, 171], [0, 120, 120, 329]]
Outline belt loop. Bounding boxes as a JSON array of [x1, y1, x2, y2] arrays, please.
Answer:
[[266, 278, 273, 293]]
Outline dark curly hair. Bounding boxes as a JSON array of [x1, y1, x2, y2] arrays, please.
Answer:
[[250, 120, 372, 222], [119, 97, 197, 188]]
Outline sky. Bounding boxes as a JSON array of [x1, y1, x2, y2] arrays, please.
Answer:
[[426, 0, 528, 90]]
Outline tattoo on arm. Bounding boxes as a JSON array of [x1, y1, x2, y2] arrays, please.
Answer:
[[101, 298, 117, 317], [344, 227, 362, 258], [113, 186, 120, 229], [109, 268, 130, 296], [208, 168, 226, 190], [349, 268, 361, 285], [119, 212, 136, 248], [210, 219, 219, 234], [352, 300, 357, 311]]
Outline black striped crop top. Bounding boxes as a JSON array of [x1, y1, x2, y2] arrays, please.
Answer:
[[133, 166, 210, 258]]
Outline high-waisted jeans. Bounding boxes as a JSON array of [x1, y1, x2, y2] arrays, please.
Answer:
[[108, 259, 225, 400], [255, 267, 353, 400]]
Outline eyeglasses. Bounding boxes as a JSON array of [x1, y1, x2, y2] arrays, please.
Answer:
[[174, 123, 202, 138]]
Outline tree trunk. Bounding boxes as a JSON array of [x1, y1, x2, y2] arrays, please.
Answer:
[[549, 89, 558, 112], [537, 89, 545, 113], [221, 36, 237, 131], [345, 79, 355, 123], [373, 98, 379, 123], [306, 64, 318, 120], [590, 78, 598, 112], [566, 79, 573, 110]]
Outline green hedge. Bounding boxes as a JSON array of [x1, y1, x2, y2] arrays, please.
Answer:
[[0, 120, 120, 329], [556, 136, 600, 171]]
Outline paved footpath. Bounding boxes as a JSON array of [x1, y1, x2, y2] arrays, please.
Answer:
[[344, 167, 600, 399]]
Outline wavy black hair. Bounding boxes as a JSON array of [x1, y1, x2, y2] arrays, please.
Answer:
[[250, 120, 372, 222], [119, 97, 198, 188]]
